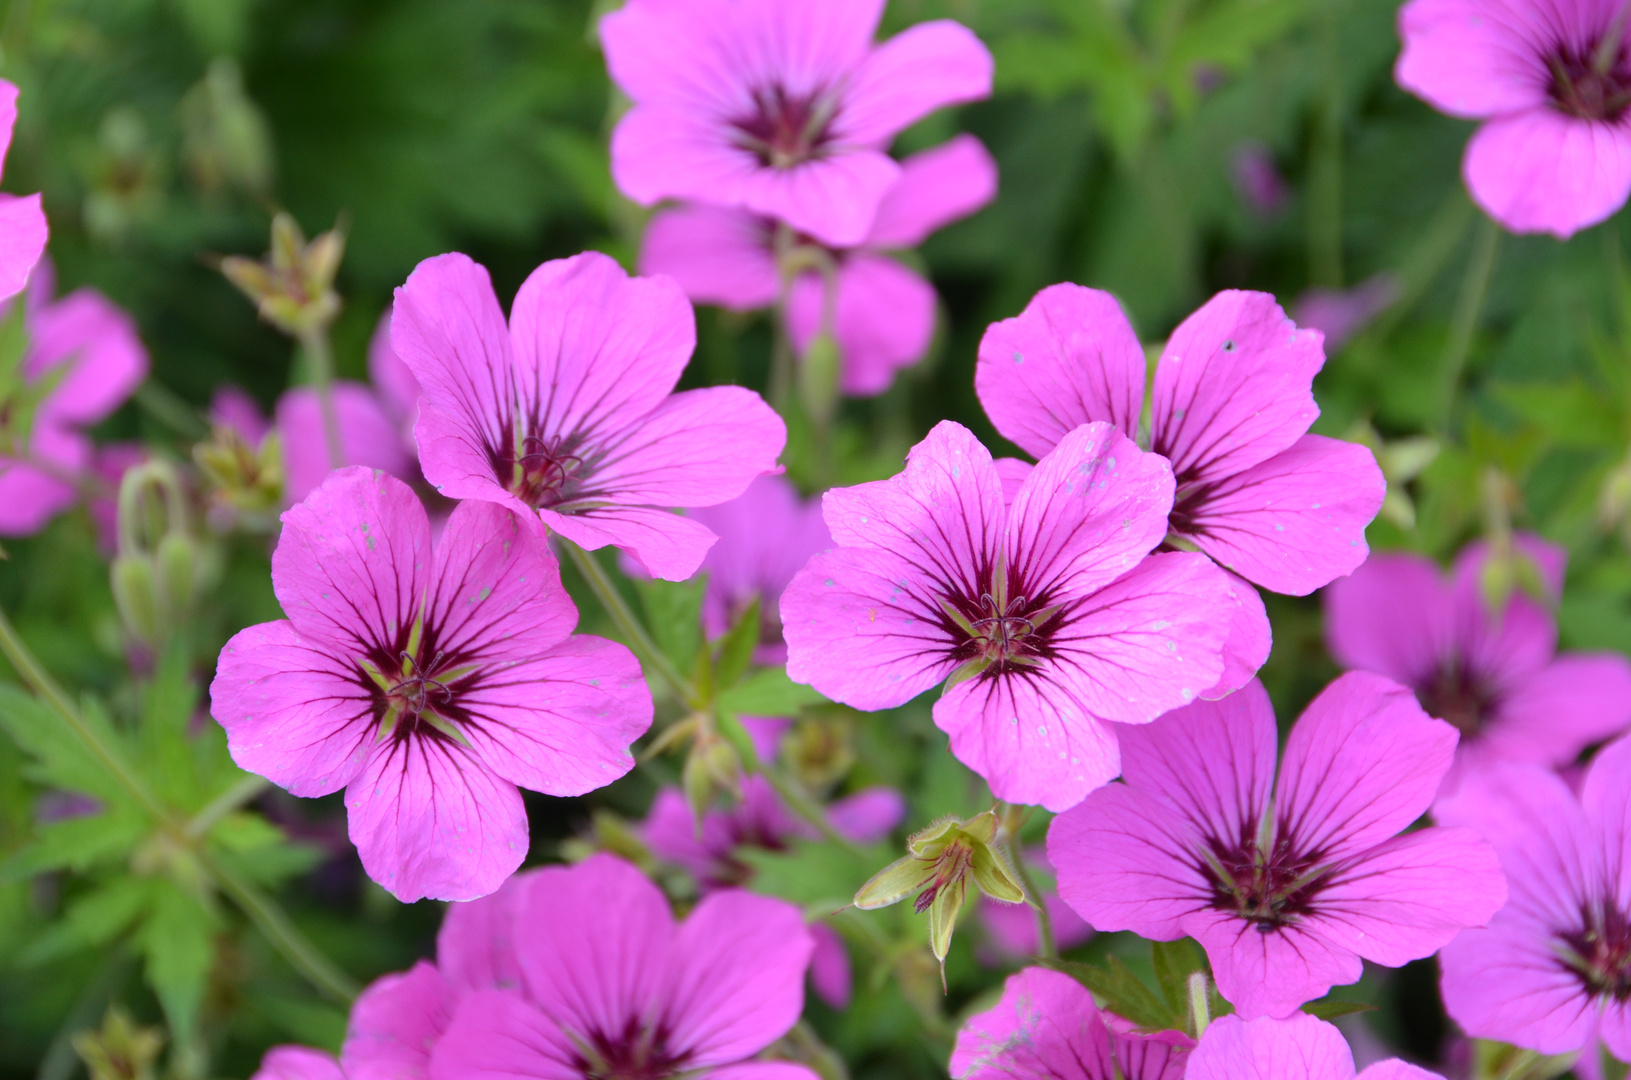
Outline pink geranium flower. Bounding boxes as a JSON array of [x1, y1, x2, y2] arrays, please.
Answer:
[[392, 251, 786, 581], [599, 0, 993, 248], [0, 80, 49, 303], [209, 467, 653, 901], [1436, 737, 1631, 1059], [428, 853, 818, 1080], [641, 135, 998, 396], [780, 419, 1236, 811], [686, 475, 833, 664], [951, 967, 1193, 1080], [1187, 1014, 1442, 1080], [1049, 673, 1506, 1018], [0, 267, 149, 536], [976, 286, 1385, 698], [1324, 534, 1631, 798], [1395, 0, 1631, 237]]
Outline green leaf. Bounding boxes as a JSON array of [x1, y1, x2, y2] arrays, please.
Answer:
[[1036, 955, 1177, 1031], [713, 595, 761, 694], [718, 667, 826, 716], [0, 685, 135, 806], [0, 810, 148, 882], [739, 838, 883, 907], [633, 576, 706, 672], [138, 645, 203, 810], [1151, 938, 1209, 1014], [21, 877, 155, 965], [1302, 999, 1377, 1021], [138, 882, 217, 1038]]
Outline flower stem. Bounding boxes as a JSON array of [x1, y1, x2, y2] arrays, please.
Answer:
[[562, 540, 695, 707], [768, 222, 797, 412], [298, 327, 345, 471], [760, 765, 864, 857], [1438, 213, 1501, 431], [1005, 833, 1056, 959], [197, 849, 359, 1003], [184, 774, 269, 841]]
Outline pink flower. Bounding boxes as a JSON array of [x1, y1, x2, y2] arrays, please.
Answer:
[[428, 853, 818, 1080], [210, 386, 274, 446], [251, 1047, 345, 1080], [209, 467, 654, 901], [976, 848, 1093, 961], [1048, 673, 1506, 1018], [1324, 534, 1631, 799], [1436, 736, 1631, 1058], [600, 0, 993, 248], [1292, 275, 1400, 354], [87, 441, 149, 553], [1187, 1014, 1443, 1080], [686, 475, 833, 664], [641, 136, 998, 396], [951, 967, 1193, 1080], [780, 419, 1237, 811], [1231, 141, 1289, 217], [0, 80, 49, 303], [392, 251, 786, 581], [976, 286, 1385, 698], [0, 270, 149, 536], [277, 383, 414, 504], [1395, 0, 1631, 237], [368, 304, 422, 442]]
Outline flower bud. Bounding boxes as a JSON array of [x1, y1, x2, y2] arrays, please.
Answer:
[[111, 460, 208, 648], [110, 555, 160, 647], [221, 212, 345, 339], [783, 710, 856, 793], [180, 57, 274, 198], [72, 1007, 164, 1080], [1601, 456, 1631, 536], [194, 423, 284, 521], [682, 729, 743, 819]]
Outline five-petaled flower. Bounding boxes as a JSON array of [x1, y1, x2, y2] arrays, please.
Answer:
[[391, 250, 786, 581], [951, 967, 1193, 1080], [780, 419, 1237, 811], [427, 853, 818, 1080], [210, 467, 653, 902], [1325, 533, 1631, 800], [1049, 672, 1506, 1018], [1437, 736, 1631, 1059], [599, 0, 993, 248], [976, 286, 1385, 699], [1187, 1014, 1444, 1080], [1396, 0, 1631, 237]]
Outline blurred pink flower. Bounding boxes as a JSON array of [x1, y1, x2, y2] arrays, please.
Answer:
[[1231, 141, 1289, 217], [209, 467, 653, 901], [210, 386, 273, 446], [1292, 275, 1400, 353], [641, 135, 998, 396], [0, 270, 149, 537], [392, 251, 786, 581], [951, 967, 1192, 1080], [87, 441, 148, 553], [600, 0, 993, 248], [1049, 674, 1506, 1018], [1188, 1014, 1443, 1080], [781, 420, 1236, 811], [1437, 737, 1631, 1058], [1395, 0, 1631, 237], [250, 1047, 344, 1080], [368, 304, 421, 441], [0, 80, 48, 304], [428, 854, 818, 1080], [976, 847, 1092, 961], [977, 286, 1385, 699], [1324, 534, 1631, 800]]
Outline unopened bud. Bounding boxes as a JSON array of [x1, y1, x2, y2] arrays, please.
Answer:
[[798, 330, 842, 427], [180, 57, 274, 198], [682, 731, 742, 818], [222, 212, 345, 339], [72, 1007, 164, 1080], [110, 555, 160, 647], [111, 461, 207, 647], [784, 710, 856, 793], [1601, 458, 1631, 534]]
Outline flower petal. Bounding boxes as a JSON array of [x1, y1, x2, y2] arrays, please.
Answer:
[[1481, 654, 1631, 769], [788, 253, 936, 396], [1184, 908, 1365, 1019], [827, 787, 906, 843], [343, 961, 456, 1080], [1439, 921, 1597, 1055], [1322, 553, 1453, 687], [277, 383, 413, 505], [253, 1048, 346, 1080], [0, 423, 86, 537], [1186, 1014, 1355, 1080], [1393, 0, 1552, 118], [1464, 109, 1631, 239], [28, 288, 147, 427], [951, 967, 1115, 1080], [837, 21, 994, 147], [428, 499, 575, 663], [0, 193, 47, 306], [865, 134, 998, 249], [437, 870, 527, 993], [542, 503, 721, 583], [639, 205, 780, 311], [1449, 534, 1564, 687], [430, 989, 581, 1080], [1200, 574, 1271, 700]]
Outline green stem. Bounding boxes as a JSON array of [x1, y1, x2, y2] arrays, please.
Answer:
[[199, 849, 359, 1003], [768, 222, 797, 412], [1438, 213, 1502, 431], [1005, 834, 1056, 959], [1307, 2, 1345, 288], [185, 774, 269, 841], [760, 766, 865, 857], [562, 541, 694, 706], [298, 328, 345, 471]]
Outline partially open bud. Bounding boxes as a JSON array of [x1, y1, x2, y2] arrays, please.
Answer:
[[682, 727, 743, 819], [194, 423, 284, 522], [220, 212, 344, 339], [853, 810, 1024, 977], [72, 1007, 164, 1080], [783, 710, 856, 793]]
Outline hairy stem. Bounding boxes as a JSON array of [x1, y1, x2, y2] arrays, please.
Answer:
[[1438, 214, 1501, 431], [562, 540, 695, 706], [297, 328, 345, 471], [1005, 832, 1056, 959]]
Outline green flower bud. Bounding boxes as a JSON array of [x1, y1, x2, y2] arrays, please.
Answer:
[[682, 730, 742, 819], [110, 555, 160, 647], [221, 212, 345, 339], [72, 1007, 164, 1080]]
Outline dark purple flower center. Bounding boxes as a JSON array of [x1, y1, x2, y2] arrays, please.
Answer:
[[358, 619, 481, 745], [730, 85, 840, 169], [941, 584, 1065, 677], [508, 433, 588, 510], [1416, 661, 1496, 739], [1558, 899, 1631, 1000], [573, 1017, 687, 1080], [385, 650, 454, 717], [1201, 821, 1330, 932], [1548, 33, 1631, 121]]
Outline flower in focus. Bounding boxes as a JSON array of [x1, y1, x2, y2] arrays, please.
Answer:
[[1436, 736, 1631, 1058], [0, 80, 49, 304], [781, 419, 1236, 810], [951, 967, 1192, 1080], [976, 286, 1385, 699], [684, 475, 833, 665], [209, 467, 654, 901], [1395, 0, 1631, 237], [976, 847, 1093, 962], [600, 0, 993, 248], [0, 265, 149, 537], [1324, 534, 1631, 799], [1049, 673, 1506, 1018], [641, 135, 998, 397], [392, 251, 786, 581], [1187, 1014, 1443, 1080], [428, 853, 817, 1080]]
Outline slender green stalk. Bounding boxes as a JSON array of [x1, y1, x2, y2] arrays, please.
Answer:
[[199, 849, 360, 1003], [1187, 971, 1212, 1037], [1438, 214, 1502, 431], [1005, 834, 1056, 959], [760, 766, 865, 857], [768, 222, 797, 412], [297, 328, 345, 470], [185, 774, 270, 841], [562, 541, 694, 706]]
